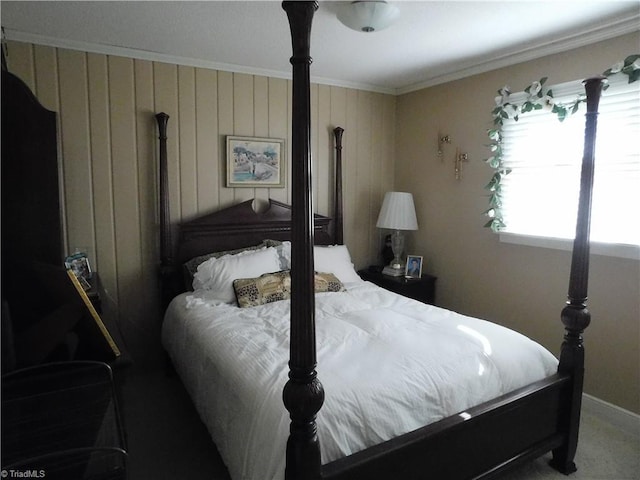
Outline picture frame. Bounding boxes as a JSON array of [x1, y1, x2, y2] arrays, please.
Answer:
[[405, 255, 423, 278], [64, 252, 92, 289], [31, 261, 121, 361], [66, 269, 121, 359], [226, 136, 286, 188]]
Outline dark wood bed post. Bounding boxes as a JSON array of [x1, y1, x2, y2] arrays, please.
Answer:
[[282, 2, 324, 480], [155, 112, 175, 308], [333, 127, 344, 245], [550, 77, 603, 474]]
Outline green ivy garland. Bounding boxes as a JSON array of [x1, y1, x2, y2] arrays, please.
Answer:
[[483, 54, 640, 233]]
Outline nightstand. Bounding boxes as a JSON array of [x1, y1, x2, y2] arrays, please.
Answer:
[[358, 267, 437, 305]]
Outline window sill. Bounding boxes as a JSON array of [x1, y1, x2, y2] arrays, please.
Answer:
[[499, 232, 640, 260]]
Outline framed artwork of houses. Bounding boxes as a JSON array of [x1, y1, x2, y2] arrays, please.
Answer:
[[226, 136, 285, 188]]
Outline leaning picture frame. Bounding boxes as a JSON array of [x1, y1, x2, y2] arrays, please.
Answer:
[[226, 136, 285, 188], [31, 261, 122, 362], [405, 255, 423, 278], [66, 269, 121, 359]]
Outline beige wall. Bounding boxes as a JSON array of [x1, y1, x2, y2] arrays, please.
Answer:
[[396, 32, 640, 413], [6, 41, 395, 367]]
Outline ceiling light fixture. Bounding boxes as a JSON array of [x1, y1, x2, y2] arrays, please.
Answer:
[[337, 1, 400, 33]]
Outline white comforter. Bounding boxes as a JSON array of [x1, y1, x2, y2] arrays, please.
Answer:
[[162, 280, 558, 480]]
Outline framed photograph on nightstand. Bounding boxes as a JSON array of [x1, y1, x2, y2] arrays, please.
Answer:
[[64, 252, 92, 290], [405, 255, 423, 278]]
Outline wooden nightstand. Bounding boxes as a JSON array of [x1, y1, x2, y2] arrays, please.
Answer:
[[358, 267, 437, 305]]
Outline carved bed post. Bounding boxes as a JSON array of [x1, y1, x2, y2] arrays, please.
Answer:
[[333, 127, 344, 245], [282, 2, 324, 480], [155, 112, 174, 308], [550, 77, 604, 474]]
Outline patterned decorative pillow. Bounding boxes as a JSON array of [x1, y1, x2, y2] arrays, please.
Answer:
[[314, 272, 346, 293], [233, 270, 291, 308], [233, 270, 344, 308]]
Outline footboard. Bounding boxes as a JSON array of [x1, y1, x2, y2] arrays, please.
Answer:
[[323, 374, 571, 480]]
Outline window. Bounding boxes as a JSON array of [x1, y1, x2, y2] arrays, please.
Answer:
[[499, 76, 640, 251]]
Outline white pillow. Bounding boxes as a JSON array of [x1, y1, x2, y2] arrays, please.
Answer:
[[275, 241, 292, 270], [313, 245, 362, 284], [193, 247, 281, 303]]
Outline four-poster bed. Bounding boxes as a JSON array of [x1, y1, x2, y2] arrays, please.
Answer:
[[157, 2, 600, 479]]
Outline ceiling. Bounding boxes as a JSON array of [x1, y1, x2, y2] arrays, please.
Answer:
[[2, 1, 639, 95]]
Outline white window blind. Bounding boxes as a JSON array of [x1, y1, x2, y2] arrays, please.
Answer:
[[500, 77, 640, 247]]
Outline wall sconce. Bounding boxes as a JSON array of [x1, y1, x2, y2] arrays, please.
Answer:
[[437, 134, 451, 158], [455, 150, 469, 180]]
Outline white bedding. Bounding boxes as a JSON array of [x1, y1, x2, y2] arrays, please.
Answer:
[[162, 280, 558, 480]]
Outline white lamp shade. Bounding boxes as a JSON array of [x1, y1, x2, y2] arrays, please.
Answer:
[[337, 1, 400, 33], [376, 192, 418, 231]]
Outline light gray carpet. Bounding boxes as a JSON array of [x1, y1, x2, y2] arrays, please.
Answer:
[[500, 410, 639, 480], [121, 367, 639, 479]]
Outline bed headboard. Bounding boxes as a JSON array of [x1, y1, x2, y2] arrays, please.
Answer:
[[176, 199, 332, 265], [154, 113, 345, 306]]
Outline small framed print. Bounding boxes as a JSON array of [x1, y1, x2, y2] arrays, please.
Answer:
[[226, 136, 285, 188], [64, 252, 92, 289], [405, 255, 423, 278], [32, 262, 121, 361], [66, 269, 121, 359]]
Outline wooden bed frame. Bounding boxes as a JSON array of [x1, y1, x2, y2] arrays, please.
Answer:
[[156, 2, 603, 479]]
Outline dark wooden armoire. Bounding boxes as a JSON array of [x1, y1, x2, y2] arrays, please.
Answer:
[[1, 61, 124, 371], [1, 65, 67, 369]]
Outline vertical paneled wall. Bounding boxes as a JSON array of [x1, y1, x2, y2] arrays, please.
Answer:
[[6, 41, 395, 366]]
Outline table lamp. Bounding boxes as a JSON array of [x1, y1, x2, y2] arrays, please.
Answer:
[[376, 191, 418, 276]]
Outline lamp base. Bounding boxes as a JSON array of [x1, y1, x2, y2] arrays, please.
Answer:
[[382, 265, 404, 277]]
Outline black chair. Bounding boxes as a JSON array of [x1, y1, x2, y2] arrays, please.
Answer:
[[1, 361, 128, 479]]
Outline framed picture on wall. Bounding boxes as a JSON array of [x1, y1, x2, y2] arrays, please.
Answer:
[[226, 136, 286, 188], [405, 255, 423, 278]]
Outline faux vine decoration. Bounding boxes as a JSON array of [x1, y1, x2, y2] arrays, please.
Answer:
[[483, 54, 640, 232]]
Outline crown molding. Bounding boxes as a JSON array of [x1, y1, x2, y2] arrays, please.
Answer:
[[5, 12, 638, 98], [3, 28, 397, 95], [396, 12, 640, 95], [3, 29, 294, 81]]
